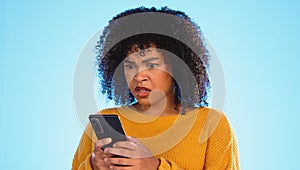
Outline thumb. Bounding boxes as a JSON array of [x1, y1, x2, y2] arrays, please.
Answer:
[[127, 136, 141, 144]]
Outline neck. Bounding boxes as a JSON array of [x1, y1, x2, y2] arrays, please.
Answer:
[[133, 101, 180, 116]]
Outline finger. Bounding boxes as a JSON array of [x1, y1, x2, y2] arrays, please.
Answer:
[[109, 165, 133, 170], [126, 136, 141, 145], [92, 152, 108, 168], [113, 141, 137, 150], [94, 138, 112, 160], [104, 157, 134, 166], [92, 150, 111, 169], [94, 138, 112, 151], [93, 149, 107, 161], [104, 147, 132, 158], [126, 136, 134, 140]]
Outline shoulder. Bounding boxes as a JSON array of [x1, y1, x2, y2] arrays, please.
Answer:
[[198, 107, 230, 125], [197, 106, 223, 116], [197, 107, 234, 143], [196, 107, 225, 127]]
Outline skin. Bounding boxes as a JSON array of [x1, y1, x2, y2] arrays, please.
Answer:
[[124, 46, 179, 116], [92, 46, 180, 170], [92, 138, 113, 170]]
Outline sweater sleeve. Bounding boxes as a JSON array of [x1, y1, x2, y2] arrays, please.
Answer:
[[72, 123, 94, 170], [204, 114, 240, 170], [158, 157, 184, 170]]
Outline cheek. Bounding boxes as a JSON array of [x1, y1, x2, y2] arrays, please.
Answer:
[[155, 65, 173, 82], [166, 76, 174, 88], [124, 71, 134, 85], [124, 74, 130, 85], [154, 72, 173, 88], [124, 74, 136, 93], [164, 72, 174, 87]]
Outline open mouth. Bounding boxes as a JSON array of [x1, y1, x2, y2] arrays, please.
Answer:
[[135, 86, 151, 98]]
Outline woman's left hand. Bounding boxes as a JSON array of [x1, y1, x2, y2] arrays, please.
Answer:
[[103, 136, 160, 170]]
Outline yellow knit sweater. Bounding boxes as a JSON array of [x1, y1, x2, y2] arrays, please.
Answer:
[[72, 107, 239, 170]]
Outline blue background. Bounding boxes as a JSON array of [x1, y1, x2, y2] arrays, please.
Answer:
[[1, 0, 300, 169]]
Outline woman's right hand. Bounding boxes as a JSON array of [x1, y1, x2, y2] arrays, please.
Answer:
[[91, 138, 112, 170]]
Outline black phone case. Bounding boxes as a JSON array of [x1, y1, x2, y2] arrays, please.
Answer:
[[89, 114, 127, 149]]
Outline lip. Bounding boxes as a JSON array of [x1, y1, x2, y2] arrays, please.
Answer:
[[135, 86, 151, 98]]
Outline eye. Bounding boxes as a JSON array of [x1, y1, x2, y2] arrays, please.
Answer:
[[147, 63, 158, 68], [124, 64, 135, 69]]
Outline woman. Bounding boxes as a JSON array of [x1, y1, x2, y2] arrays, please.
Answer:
[[72, 7, 239, 170]]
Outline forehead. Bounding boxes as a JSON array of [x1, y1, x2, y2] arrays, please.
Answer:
[[126, 45, 165, 61]]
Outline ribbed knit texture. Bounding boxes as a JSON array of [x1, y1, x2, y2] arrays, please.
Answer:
[[72, 107, 239, 170]]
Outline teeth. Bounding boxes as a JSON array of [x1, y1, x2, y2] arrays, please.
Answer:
[[136, 87, 150, 92], [139, 90, 148, 92]]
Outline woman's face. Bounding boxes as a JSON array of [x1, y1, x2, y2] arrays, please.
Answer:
[[123, 46, 174, 108]]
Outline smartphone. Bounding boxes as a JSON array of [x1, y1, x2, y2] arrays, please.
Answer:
[[89, 114, 127, 149]]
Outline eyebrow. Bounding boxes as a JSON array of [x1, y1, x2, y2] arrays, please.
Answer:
[[124, 57, 160, 64], [123, 59, 134, 64], [142, 57, 160, 63]]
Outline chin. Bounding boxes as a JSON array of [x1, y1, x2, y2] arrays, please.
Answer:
[[136, 100, 151, 107], [134, 97, 150, 106]]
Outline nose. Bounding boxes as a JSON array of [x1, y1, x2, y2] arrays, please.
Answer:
[[134, 69, 148, 82]]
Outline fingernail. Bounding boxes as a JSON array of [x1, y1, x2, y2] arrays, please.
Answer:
[[106, 138, 112, 143], [94, 144, 100, 150], [104, 158, 108, 163]]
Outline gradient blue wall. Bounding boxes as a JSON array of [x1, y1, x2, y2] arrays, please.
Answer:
[[1, 0, 300, 169]]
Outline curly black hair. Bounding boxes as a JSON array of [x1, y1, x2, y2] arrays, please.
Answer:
[[95, 6, 211, 111]]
